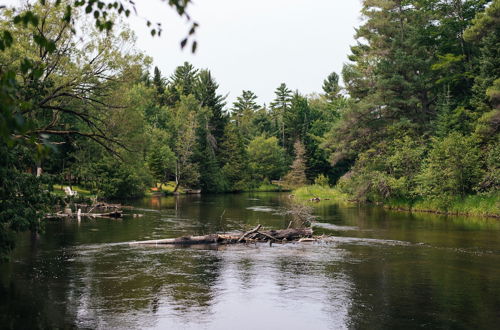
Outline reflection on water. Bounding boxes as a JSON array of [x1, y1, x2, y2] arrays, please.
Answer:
[[1, 193, 500, 329]]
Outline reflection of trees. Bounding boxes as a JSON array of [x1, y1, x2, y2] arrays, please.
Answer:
[[68, 246, 223, 327], [216, 245, 354, 329], [143, 193, 290, 236], [0, 231, 81, 329], [235, 258, 256, 290], [5, 193, 500, 329], [342, 243, 500, 329]]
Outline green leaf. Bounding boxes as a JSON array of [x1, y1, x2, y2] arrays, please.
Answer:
[[105, 21, 113, 30], [32, 67, 44, 80], [63, 5, 72, 22], [3, 31, 13, 47], [20, 58, 32, 74]]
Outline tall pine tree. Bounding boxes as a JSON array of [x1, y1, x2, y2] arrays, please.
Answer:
[[270, 83, 293, 149]]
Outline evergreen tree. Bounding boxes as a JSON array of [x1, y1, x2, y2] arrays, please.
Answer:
[[232, 90, 260, 125], [153, 66, 165, 96], [147, 129, 175, 187], [195, 69, 228, 148], [270, 83, 293, 149], [166, 62, 199, 106], [220, 123, 250, 191], [231, 90, 261, 140], [250, 107, 275, 137], [284, 92, 311, 153], [283, 140, 308, 188], [322, 72, 341, 101], [465, 0, 500, 136], [152, 66, 168, 107], [418, 132, 483, 198], [325, 0, 488, 164]]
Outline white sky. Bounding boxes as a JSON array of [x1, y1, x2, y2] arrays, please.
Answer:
[[4, 0, 363, 105], [129, 0, 362, 106]]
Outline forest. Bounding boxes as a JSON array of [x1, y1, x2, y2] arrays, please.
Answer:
[[0, 0, 499, 258]]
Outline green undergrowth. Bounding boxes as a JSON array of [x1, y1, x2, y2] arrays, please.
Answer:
[[248, 183, 285, 192], [145, 182, 179, 196], [385, 193, 500, 217], [294, 185, 499, 218]]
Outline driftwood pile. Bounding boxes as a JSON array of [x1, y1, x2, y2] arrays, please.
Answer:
[[130, 225, 314, 246], [45, 202, 126, 219]]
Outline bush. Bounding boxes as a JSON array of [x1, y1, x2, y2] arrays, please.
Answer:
[[336, 135, 425, 201], [314, 174, 330, 186], [478, 140, 500, 192], [247, 135, 287, 181], [93, 160, 152, 200], [418, 132, 483, 199]]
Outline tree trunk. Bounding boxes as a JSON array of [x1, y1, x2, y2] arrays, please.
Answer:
[[173, 181, 180, 193]]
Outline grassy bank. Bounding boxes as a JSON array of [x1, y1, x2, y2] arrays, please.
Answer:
[[248, 183, 286, 192], [386, 193, 500, 218], [145, 182, 179, 196], [292, 185, 349, 202], [52, 184, 93, 197], [293, 185, 499, 218]]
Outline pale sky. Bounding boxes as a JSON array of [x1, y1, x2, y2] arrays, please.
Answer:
[[129, 0, 362, 106], [4, 0, 363, 106]]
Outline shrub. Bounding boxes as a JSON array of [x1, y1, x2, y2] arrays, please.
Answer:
[[418, 132, 483, 199]]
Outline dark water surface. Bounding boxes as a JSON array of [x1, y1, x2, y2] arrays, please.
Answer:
[[1, 193, 500, 329]]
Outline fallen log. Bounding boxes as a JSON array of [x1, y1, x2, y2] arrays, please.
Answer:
[[86, 210, 123, 218], [130, 227, 313, 246], [238, 224, 262, 242], [249, 228, 313, 241], [45, 210, 123, 219]]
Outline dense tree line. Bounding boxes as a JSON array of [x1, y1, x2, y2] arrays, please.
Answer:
[[1, 0, 499, 259], [0, 2, 343, 260], [323, 0, 499, 205]]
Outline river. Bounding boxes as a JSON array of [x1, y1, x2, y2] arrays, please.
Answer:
[[1, 192, 499, 329]]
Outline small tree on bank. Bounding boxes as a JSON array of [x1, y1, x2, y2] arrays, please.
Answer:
[[283, 140, 308, 188]]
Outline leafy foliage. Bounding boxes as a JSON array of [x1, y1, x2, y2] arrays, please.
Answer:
[[1, 0, 499, 260], [247, 135, 287, 182]]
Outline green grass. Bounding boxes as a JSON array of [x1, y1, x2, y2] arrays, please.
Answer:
[[52, 184, 93, 197], [386, 193, 500, 217], [145, 182, 195, 196], [293, 185, 499, 218], [292, 185, 349, 202], [248, 183, 285, 192]]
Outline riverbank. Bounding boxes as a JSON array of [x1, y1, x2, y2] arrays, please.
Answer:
[[292, 185, 500, 218], [292, 185, 350, 202], [145, 182, 286, 196], [53, 182, 286, 199], [384, 193, 500, 218]]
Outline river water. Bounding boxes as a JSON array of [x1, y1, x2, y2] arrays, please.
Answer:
[[1, 193, 499, 329]]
